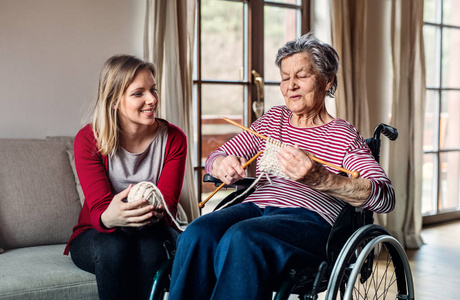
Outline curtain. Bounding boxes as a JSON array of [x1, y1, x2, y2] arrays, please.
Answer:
[[386, 0, 425, 249], [330, 0, 371, 138], [329, 0, 424, 249], [144, 0, 200, 223]]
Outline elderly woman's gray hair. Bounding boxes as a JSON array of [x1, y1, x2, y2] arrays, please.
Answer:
[[275, 32, 339, 98]]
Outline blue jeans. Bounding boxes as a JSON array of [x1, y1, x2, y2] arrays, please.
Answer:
[[70, 225, 179, 300], [169, 203, 331, 300]]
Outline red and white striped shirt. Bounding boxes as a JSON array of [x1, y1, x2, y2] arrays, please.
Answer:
[[205, 105, 395, 225]]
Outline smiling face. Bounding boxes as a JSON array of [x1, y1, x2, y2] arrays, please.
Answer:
[[279, 52, 332, 119], [117, 68, 159, 131]]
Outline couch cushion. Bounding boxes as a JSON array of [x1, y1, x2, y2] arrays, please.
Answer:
[[46, 136, 85, 206], [0, 244, 98, 300], [0, 139, 81, 250]]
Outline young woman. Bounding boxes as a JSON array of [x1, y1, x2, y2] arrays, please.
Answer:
[[65, 55, 187, 300]]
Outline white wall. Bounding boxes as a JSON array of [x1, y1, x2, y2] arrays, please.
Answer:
[[0, 0, 145, 138]]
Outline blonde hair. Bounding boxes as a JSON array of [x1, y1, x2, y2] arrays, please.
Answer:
[[92, 55, 156, 156]]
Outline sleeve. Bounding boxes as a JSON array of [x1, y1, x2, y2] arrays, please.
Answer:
[[74, 125, 115, 233], [343, 136, 395, 214], [156, 124, 187, 227]]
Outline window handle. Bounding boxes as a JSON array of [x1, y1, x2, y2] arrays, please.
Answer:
[[251, 70, 264, 118]]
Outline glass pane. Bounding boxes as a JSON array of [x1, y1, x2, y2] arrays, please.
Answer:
[[264, 85, 284, 112], [422, 153, 438, 215], [423, 90, 438, 152], [423, 25, 440, 88], [264, 6, 299, 82], [441, 28, 460, 88], [440, 91, 460, 150], [201, 0, 244, 81], [443, 0, 460, 27], [201, 83, 245, 213], [440, 152, 460, 212], [423, 0, 440, 23]]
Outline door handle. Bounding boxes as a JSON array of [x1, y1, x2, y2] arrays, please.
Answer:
[[251, 70, 264, 118]]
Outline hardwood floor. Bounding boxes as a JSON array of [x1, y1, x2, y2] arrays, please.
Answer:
[[405, 220, 460, 299], [293, 220, 460, 300]]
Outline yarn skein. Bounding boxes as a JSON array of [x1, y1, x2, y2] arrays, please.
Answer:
[[127, 181, 185, 230]]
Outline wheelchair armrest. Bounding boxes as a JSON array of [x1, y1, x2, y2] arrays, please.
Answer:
[[203, 174, 255, 190]]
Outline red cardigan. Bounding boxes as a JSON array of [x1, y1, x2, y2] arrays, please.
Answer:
[[64, 121, 187, 255]]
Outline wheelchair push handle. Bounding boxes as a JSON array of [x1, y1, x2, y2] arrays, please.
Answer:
[[374, 123, 398, 141]]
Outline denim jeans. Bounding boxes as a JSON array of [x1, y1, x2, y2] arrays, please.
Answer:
[[169, 203, 331, 300], [70, 225, 179, 300]]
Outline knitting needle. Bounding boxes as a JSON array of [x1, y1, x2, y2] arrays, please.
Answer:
[[221, 117, 360, 179], [198, 150, 264, 209]]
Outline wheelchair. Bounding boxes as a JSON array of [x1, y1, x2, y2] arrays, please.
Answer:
[[149, 123, 415, 300]]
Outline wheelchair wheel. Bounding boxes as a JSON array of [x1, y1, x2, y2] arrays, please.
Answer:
[[325, 225, 415, 300]]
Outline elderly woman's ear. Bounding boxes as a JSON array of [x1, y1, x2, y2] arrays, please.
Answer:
[[326, 77, 334, 92]]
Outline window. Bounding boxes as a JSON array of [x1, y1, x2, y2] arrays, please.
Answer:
[[423, 0, 460, 223], [193, 0, 310, 212]]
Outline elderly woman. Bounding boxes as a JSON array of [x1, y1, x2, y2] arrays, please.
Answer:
[[169, 33, 395, 300]]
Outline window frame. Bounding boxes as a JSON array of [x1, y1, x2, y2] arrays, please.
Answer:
[[193, 0, 311, 205], [423, 0, 460, 224]]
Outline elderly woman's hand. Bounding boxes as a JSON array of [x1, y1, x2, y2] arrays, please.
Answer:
[[277, 144, 372, 206], [276, 144, 326, 183], [212, 155, 247, 185]]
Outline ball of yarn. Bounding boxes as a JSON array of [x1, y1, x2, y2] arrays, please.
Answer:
[[127, 181, 164, 206], [126, 181, 186, 231]]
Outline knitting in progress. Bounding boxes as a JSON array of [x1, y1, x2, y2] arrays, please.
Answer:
[[127, 181, 185, 230], [216, 138, 289, 210], [258, 137, 289, 179]]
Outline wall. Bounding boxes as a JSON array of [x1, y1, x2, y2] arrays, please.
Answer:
[[0, 0, 145, 138]]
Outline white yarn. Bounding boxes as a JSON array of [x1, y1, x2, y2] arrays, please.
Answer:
[[258, 137, 289, 179], [216, 138, 289, 211], [127, 181, 186, 230]]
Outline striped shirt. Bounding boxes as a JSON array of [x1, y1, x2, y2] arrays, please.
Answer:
[[205, 105, 395, 225]]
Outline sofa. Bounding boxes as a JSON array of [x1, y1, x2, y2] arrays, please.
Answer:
[[0, 136, 99, 299]]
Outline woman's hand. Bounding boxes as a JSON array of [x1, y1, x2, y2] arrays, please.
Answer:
[[100, 184, 160, 229], [276, 144, 371, 206], [211, 155, 247, 185], [277, 144, 324, 182]]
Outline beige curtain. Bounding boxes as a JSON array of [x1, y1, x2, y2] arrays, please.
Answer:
[[386, 0, 425, 249], [330, 0, 371, 138], [329, 0, 424, 249], [144, 0, 200, 223]]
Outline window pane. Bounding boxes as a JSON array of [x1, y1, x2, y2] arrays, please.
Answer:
[[424, 90, 438, 152], [201, 83, 244, 163], [264, 84, 284, 111], [423, 25, 440, 88], [201, 0, 244, 81], [440, 152, 460, 212], [201, 83, 245, 213], [443, 0, 460, 27], [422, 153, 438, 215], [442, 28, 460, 88], [264, 6, 299, 82], [440, 91, 460, 150], [424, 0, 440, 24]]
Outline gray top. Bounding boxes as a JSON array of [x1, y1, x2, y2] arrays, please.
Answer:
[[108, 120, 168, 194]]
